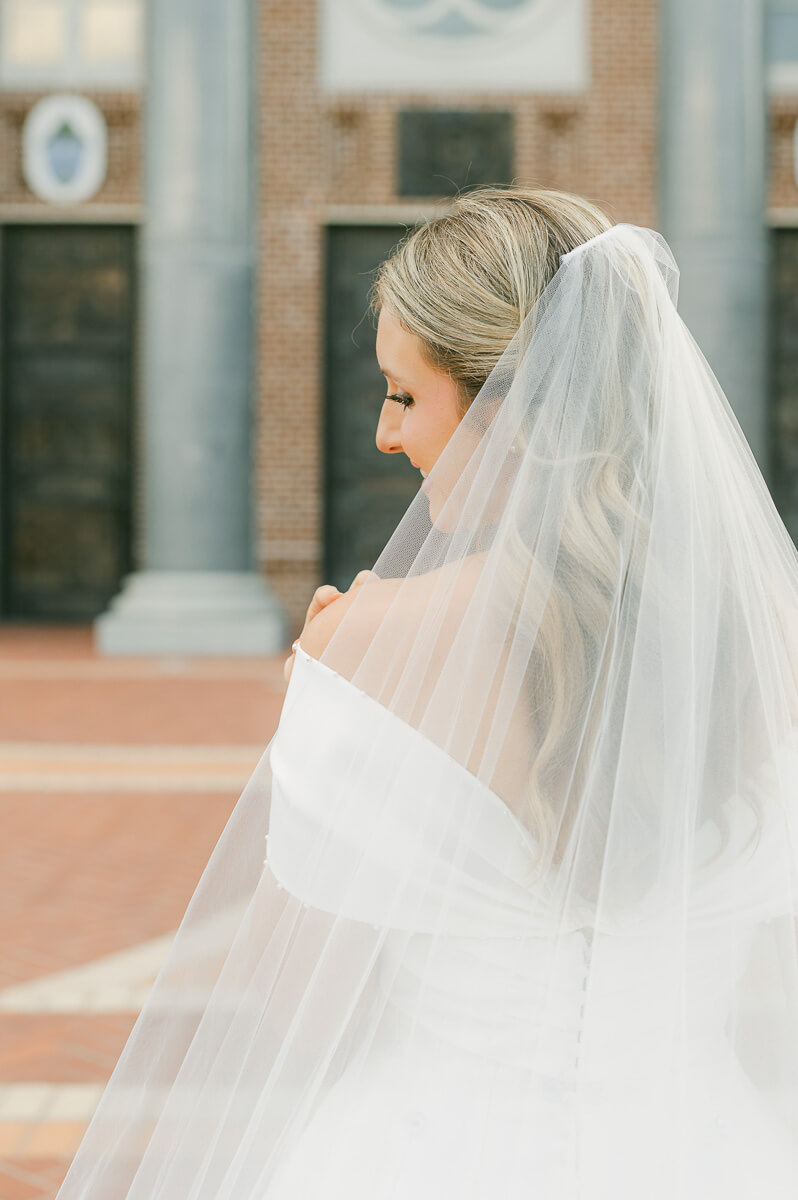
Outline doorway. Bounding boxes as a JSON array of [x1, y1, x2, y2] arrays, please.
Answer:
[[323, 223, 427, 590], [0, 224, 136, 619]]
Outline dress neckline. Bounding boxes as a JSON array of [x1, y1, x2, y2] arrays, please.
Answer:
[[291, 641, 541, 856]]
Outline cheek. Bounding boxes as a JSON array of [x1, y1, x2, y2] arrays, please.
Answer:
[[403, 398, 461, 463], [399, 409, 427, 457], [430, 407, 462, 458]]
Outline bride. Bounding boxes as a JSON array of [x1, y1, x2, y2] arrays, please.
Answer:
[[55, 186, 798, 1199]]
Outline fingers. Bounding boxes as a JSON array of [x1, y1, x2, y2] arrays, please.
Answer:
[[304, 584, 341, 625], [303, 571, 371, 627], [291, 573, 372, 682], [291, 586, 341, 682]]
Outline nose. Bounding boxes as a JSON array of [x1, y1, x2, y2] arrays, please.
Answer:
[[375, 398, 403, 455]]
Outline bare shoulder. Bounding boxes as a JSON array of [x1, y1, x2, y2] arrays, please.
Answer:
[[300, 552, 488, 665]]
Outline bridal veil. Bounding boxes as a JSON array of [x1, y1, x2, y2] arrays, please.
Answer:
[[55, 222, 798, 1198]]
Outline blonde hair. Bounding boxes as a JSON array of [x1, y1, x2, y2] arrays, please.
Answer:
[[368, 185, 647, 876], [368, 184, 614, 414]]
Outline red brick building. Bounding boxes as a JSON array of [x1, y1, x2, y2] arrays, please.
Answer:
[[0, 0, 796, 641]]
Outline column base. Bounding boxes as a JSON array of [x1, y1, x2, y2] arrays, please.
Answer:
[[94, 571, 287, 656]]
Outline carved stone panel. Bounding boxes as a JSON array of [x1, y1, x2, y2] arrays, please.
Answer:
[[320, 0, 588, 93]]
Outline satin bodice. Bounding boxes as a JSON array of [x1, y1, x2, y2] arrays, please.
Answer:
[[266, 647, 795, 1075]]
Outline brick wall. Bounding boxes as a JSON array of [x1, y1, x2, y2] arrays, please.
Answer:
[[770, 97, 798, 213], [2, 7, 791, 636]]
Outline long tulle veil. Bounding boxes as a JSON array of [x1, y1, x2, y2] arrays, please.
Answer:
[[55, 223, 798, 1198]]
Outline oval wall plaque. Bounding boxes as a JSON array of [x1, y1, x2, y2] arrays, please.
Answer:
[[23, 94, 108, 206]]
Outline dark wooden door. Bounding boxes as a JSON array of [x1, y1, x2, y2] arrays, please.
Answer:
[[1, 225, 135, 619], [770, 227, 798, 548], [324, 224, 428, 590]]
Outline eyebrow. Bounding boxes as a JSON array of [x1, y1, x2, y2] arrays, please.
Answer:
[[378, 364, 413, 390]]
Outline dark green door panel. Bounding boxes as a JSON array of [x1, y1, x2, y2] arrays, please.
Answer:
[[770, 228, 798, 548], [1, 225, 136, 619], [324, 224, 430, 590]]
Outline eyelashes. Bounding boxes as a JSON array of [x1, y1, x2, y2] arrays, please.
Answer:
[[386, 391, 414, 408]]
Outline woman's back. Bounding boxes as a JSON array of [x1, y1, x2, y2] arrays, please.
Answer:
[[265, 645, 798, 1200]]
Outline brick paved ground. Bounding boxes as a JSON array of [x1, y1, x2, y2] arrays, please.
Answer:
[[0, 624, 289, 1199]]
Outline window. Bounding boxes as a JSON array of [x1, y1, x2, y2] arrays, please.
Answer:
[[1, 0, 142, 88]]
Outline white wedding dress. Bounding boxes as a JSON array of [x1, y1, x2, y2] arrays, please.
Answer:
[[263, 645, 798, 1199]]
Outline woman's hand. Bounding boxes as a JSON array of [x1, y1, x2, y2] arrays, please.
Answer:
[[283, 570, 373, 683]]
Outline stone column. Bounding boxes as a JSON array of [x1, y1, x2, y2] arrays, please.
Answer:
[[659, 0, 770, 473], [95, 0, 285, 654]]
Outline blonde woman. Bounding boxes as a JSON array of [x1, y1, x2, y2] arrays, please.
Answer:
[[56, 187, 798, 1199]]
